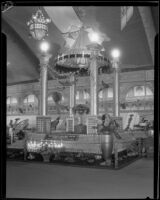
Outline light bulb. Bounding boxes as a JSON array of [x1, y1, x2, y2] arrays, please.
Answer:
[[111, 49, 120, 59], [40, 41, 50, 52], [89, 32, 100, 43]]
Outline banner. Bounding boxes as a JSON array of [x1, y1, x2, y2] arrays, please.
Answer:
[[121, 6, 134, 30]]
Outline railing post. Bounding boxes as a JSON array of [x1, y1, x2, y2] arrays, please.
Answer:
[[114, 142, 118, 168], [23, 132, 27, 161], [138, 138, 142, 157]]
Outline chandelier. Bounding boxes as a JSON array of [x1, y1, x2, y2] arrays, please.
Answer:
[[27, 8, 51, 40], [54, 26, 111, 74]]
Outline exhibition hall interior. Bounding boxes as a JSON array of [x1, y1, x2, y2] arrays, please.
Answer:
[[2, 3, 159, 199]]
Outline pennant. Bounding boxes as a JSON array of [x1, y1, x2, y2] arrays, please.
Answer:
[[121, 6, 134, 30]]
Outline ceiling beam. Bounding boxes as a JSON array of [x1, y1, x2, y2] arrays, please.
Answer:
[[138, 7, 156, 65]]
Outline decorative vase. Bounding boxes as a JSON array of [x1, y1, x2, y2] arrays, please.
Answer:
[[100, 134, 113, 162], [41, 152, 50, 162]]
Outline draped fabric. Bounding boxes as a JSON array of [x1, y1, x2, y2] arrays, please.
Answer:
[[44, 6, 82, 48], [44, 7, 109, 50], [44, 7, 82, 33]]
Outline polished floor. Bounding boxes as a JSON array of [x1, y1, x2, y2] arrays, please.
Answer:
[[6, 158, 153, 199]]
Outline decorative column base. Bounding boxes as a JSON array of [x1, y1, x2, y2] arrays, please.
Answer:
[[87, 115, 98, 135], [36, 116, 51, 134], [66, 117, 74, 132]]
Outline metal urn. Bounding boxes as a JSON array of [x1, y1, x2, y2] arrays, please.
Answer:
[[100, 134, 113, 161]]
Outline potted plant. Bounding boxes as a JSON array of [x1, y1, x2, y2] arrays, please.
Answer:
[[39, 143, 53, 162]]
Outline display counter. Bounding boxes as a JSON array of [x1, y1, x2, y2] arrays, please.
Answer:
[[25, 131, 140, 155], [7, 130, 146, 168]]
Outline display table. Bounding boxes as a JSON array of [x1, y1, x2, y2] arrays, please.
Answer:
[[7, 130, 147, 169]]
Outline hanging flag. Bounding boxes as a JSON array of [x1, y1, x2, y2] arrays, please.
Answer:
[[121, 6, 134, 30]]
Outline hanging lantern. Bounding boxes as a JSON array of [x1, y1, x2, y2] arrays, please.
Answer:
[[27, 9, 51, 40]]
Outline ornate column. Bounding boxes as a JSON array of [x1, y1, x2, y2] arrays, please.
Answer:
[[69, 74, 76, 116], [18, 96, 23, 114], [90, 57, 98, 116], [112, 60, 120, 117], [39, 53, 52, 116], [89, 44, 100, 116]]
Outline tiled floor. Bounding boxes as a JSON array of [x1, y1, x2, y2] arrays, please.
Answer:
[[6, 158, 153, 199]]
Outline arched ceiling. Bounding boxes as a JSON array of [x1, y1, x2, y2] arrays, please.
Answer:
[[2, 6, 158, 85]]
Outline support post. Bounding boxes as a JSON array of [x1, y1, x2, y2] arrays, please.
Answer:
[[138, 138, 142, 157], [37, 53, 52, 134], [69, 74, 76, 116], [90, 57, 98, 116], [114, 142, 118, 169], [39, 53, 52, 116], [113, 61, 120, 117], [23, 132, 27, 161]]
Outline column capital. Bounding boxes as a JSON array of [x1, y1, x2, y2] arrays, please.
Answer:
[[39, 53, 52, 67], [89, 57, 101, 70], [90, 51, 101, 60], [111, 60, 120, 71]]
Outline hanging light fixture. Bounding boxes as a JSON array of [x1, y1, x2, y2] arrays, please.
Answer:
[[54, 26, 111, 75], [27, 8, 51, 40]]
